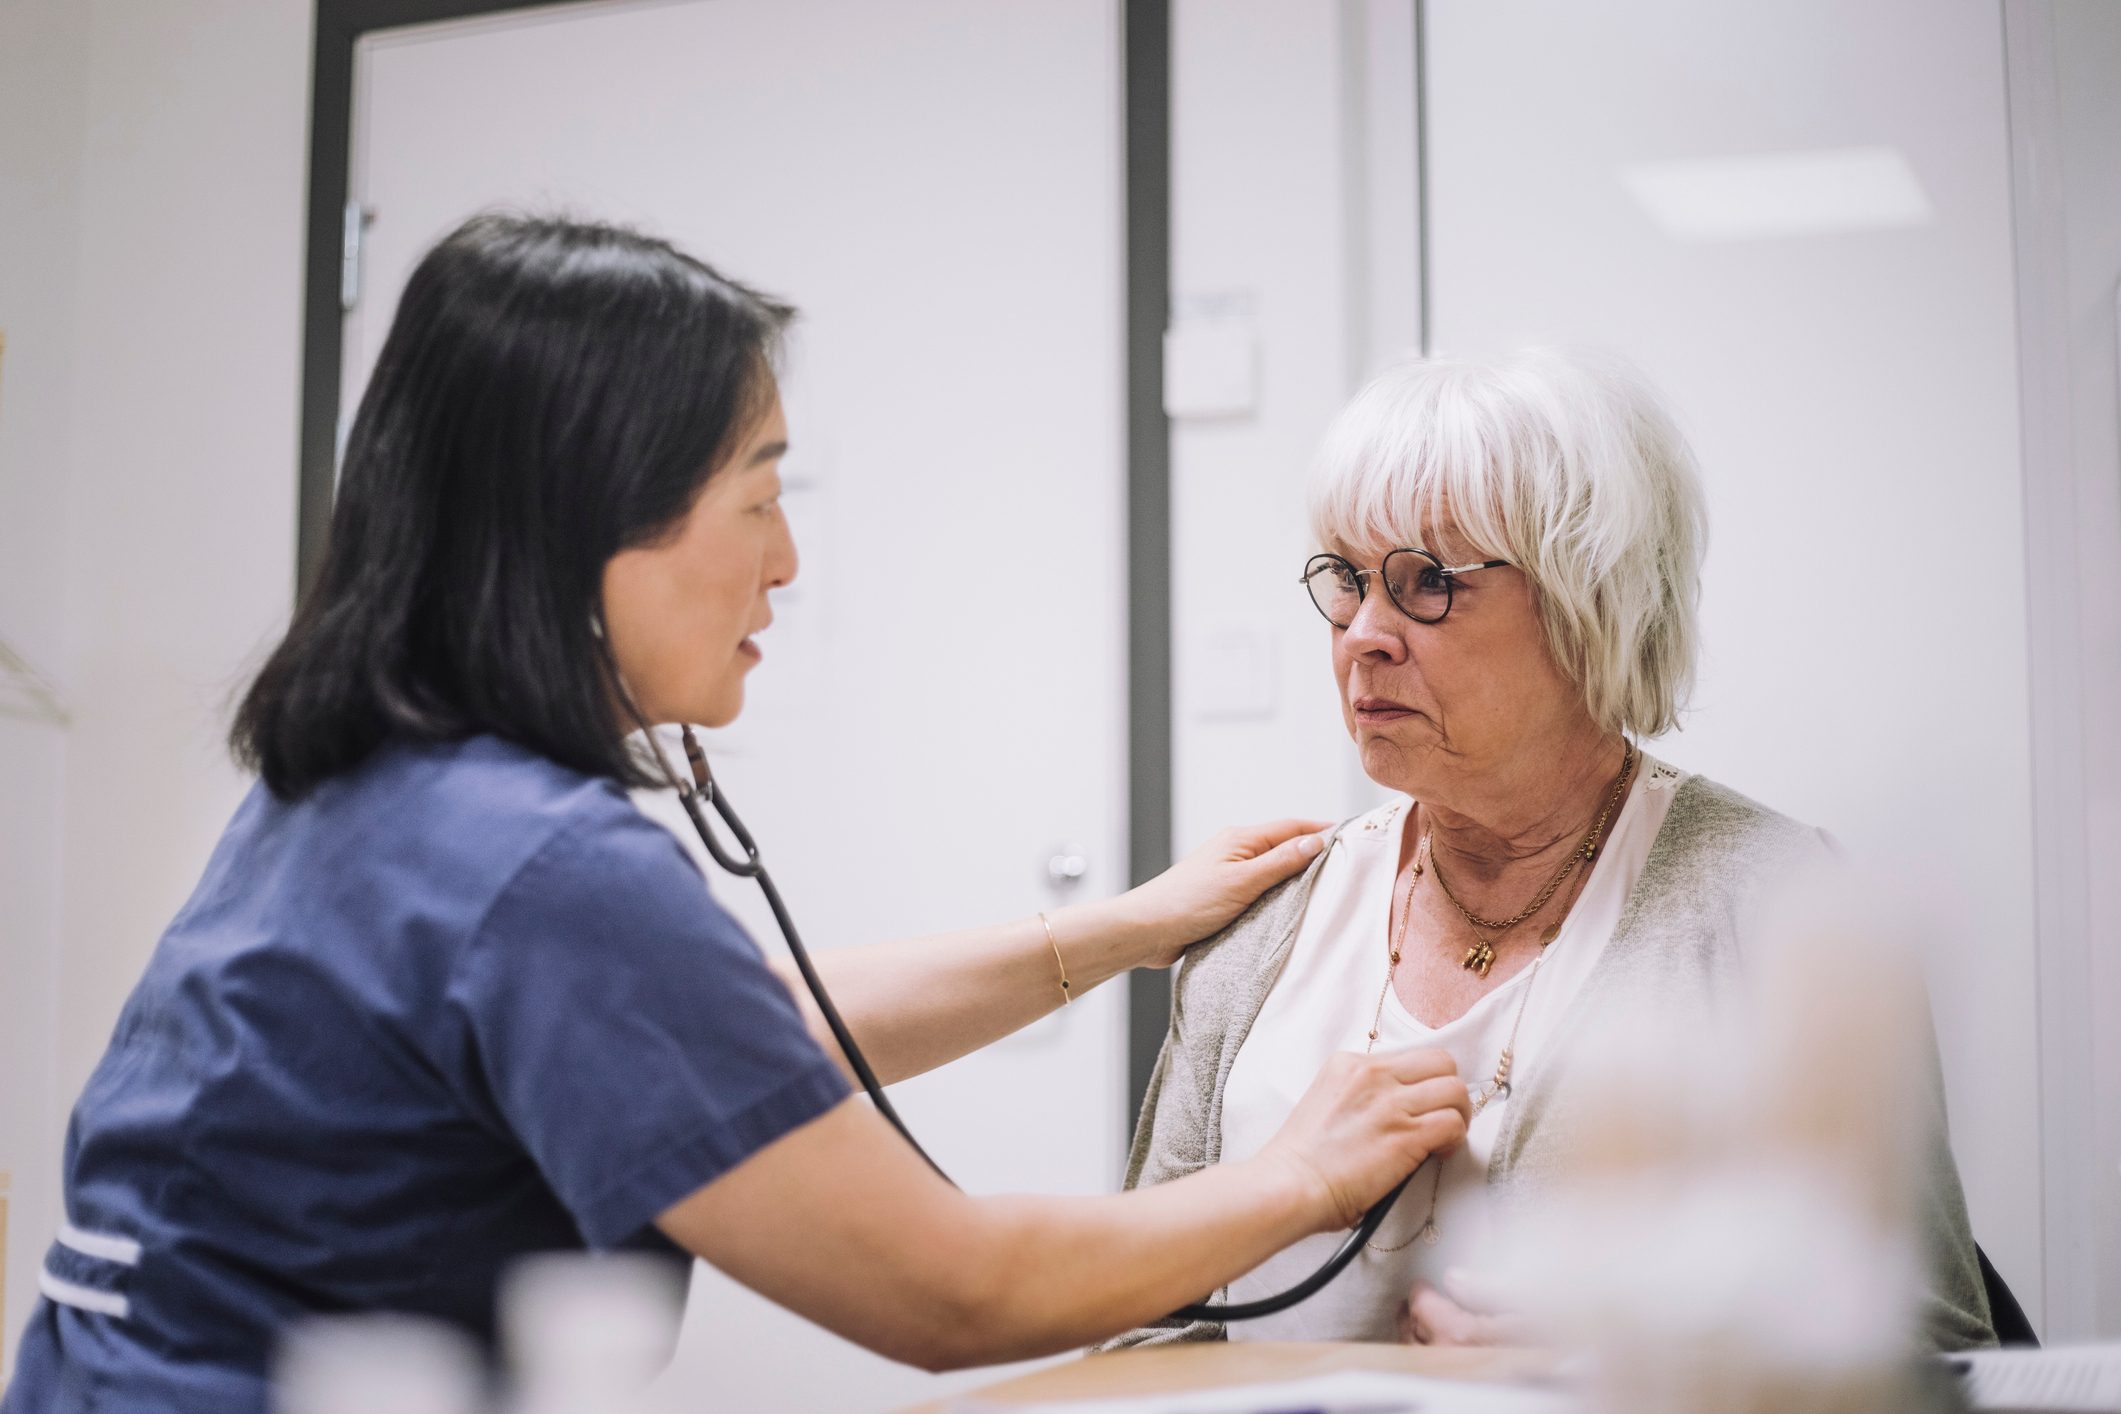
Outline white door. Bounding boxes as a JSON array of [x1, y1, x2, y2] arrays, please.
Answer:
[[345, 3, 1128, 1407]]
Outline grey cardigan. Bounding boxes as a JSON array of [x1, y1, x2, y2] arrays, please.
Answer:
[[1109, 775, 1997, 1352]]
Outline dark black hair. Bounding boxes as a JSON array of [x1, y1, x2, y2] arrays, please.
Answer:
[[233, 212, 795, 799]]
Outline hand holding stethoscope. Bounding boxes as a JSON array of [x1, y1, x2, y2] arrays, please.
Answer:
[[643, 720, 1460, 1322]]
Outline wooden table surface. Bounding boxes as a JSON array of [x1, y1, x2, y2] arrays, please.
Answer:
[[894, 1341, 1555, 1412]]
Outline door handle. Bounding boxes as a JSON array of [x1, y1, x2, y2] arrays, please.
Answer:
[[1046, 848, 1089, 889]]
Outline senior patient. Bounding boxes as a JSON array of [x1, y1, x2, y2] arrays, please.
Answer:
[[1113, 349, 1995, 1352]]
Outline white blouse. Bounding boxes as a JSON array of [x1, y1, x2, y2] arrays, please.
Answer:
[[1218, 753, 1687, 1342]]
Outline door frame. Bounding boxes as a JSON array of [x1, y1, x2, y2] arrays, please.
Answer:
[[297, 0, 1177, 1124]]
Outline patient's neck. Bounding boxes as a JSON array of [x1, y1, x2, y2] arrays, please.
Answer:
[[1414, 728, 1629, 887]]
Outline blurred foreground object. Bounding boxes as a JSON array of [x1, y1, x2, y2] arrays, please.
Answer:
[[273, 1253, 684, 1414], [503, 1252, 687, 1414], [1495, 864, 1943, 1414], [274, 1313, 484, 1414]]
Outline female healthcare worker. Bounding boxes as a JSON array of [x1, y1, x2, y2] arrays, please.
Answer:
[[2, 215, 1472, 1412]]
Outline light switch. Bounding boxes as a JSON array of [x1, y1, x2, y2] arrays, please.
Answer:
[[1192, 627, 1277, 721], [1164, 309, 1259, 420]]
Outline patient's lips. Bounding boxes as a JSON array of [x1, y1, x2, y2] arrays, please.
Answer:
[[1352, 694, 1418, 724]]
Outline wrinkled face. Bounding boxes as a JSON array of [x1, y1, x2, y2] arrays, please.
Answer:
[[1327, 523, 1585, 801], [601, 392, 796, 729]]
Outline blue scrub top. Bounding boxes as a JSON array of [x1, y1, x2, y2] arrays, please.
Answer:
[[2, 735, 850, 1413]]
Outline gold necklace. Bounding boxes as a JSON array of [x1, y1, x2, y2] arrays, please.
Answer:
[[1431, 744, 1636, 977], [1363, 834, 1443, 1250], [1361, 822, 1593, 1252], [1364, 833, 1428, 1047]]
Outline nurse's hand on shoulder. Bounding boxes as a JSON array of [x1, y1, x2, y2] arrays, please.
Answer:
[[1113, 819, 1333, 970], [1265, 1045, 1471, 1231]]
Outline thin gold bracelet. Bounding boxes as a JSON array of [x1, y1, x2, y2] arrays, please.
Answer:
[[1038, 911, 1072, 1004]]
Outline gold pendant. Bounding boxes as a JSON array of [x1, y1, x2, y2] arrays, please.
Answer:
[[1417, 1219, 1440, 1246], [1461, 939, 1494, 976], [1539, 923, 1561, 945]]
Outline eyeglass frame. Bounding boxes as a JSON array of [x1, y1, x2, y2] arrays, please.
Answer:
[[1299, 548, 1512, 628]]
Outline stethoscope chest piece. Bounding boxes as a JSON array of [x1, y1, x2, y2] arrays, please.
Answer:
[[645, 719, 1406, 1323]]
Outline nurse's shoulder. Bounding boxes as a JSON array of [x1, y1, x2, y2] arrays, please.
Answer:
[[293, 734, 678, 900], [172, 732, 718, 997]]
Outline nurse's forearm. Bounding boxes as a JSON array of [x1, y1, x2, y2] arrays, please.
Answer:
[[948, 1154, 1326, 1361], [662, 1100, 1337, 1373], [767, 819, 1329, 1083], [770, 898, 1158, 1084]]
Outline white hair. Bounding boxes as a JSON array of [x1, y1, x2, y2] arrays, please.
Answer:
[[1307, 348, 1707, 738]]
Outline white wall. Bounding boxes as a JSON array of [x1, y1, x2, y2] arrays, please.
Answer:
[[0, 0, 90, 1372], [1169, 0, 1418, 848], [1420, 0, 2044, 1321], [51, 0, 311, 1100], [1168, 0, 2079, 1336], [2042, 0, 2121, 1337], [0, 0, 312, 1370]]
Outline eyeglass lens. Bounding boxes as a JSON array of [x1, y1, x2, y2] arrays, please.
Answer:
[[1303, 550, 1452, 626]]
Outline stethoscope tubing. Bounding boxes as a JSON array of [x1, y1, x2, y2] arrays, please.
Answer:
[[663, 723, 1409, 1323]]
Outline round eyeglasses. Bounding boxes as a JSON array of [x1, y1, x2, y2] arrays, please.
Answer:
[[1300, 549, 1511, 628]]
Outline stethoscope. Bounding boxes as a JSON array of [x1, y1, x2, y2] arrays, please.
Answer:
[[642, 721, 1417, 1323]]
